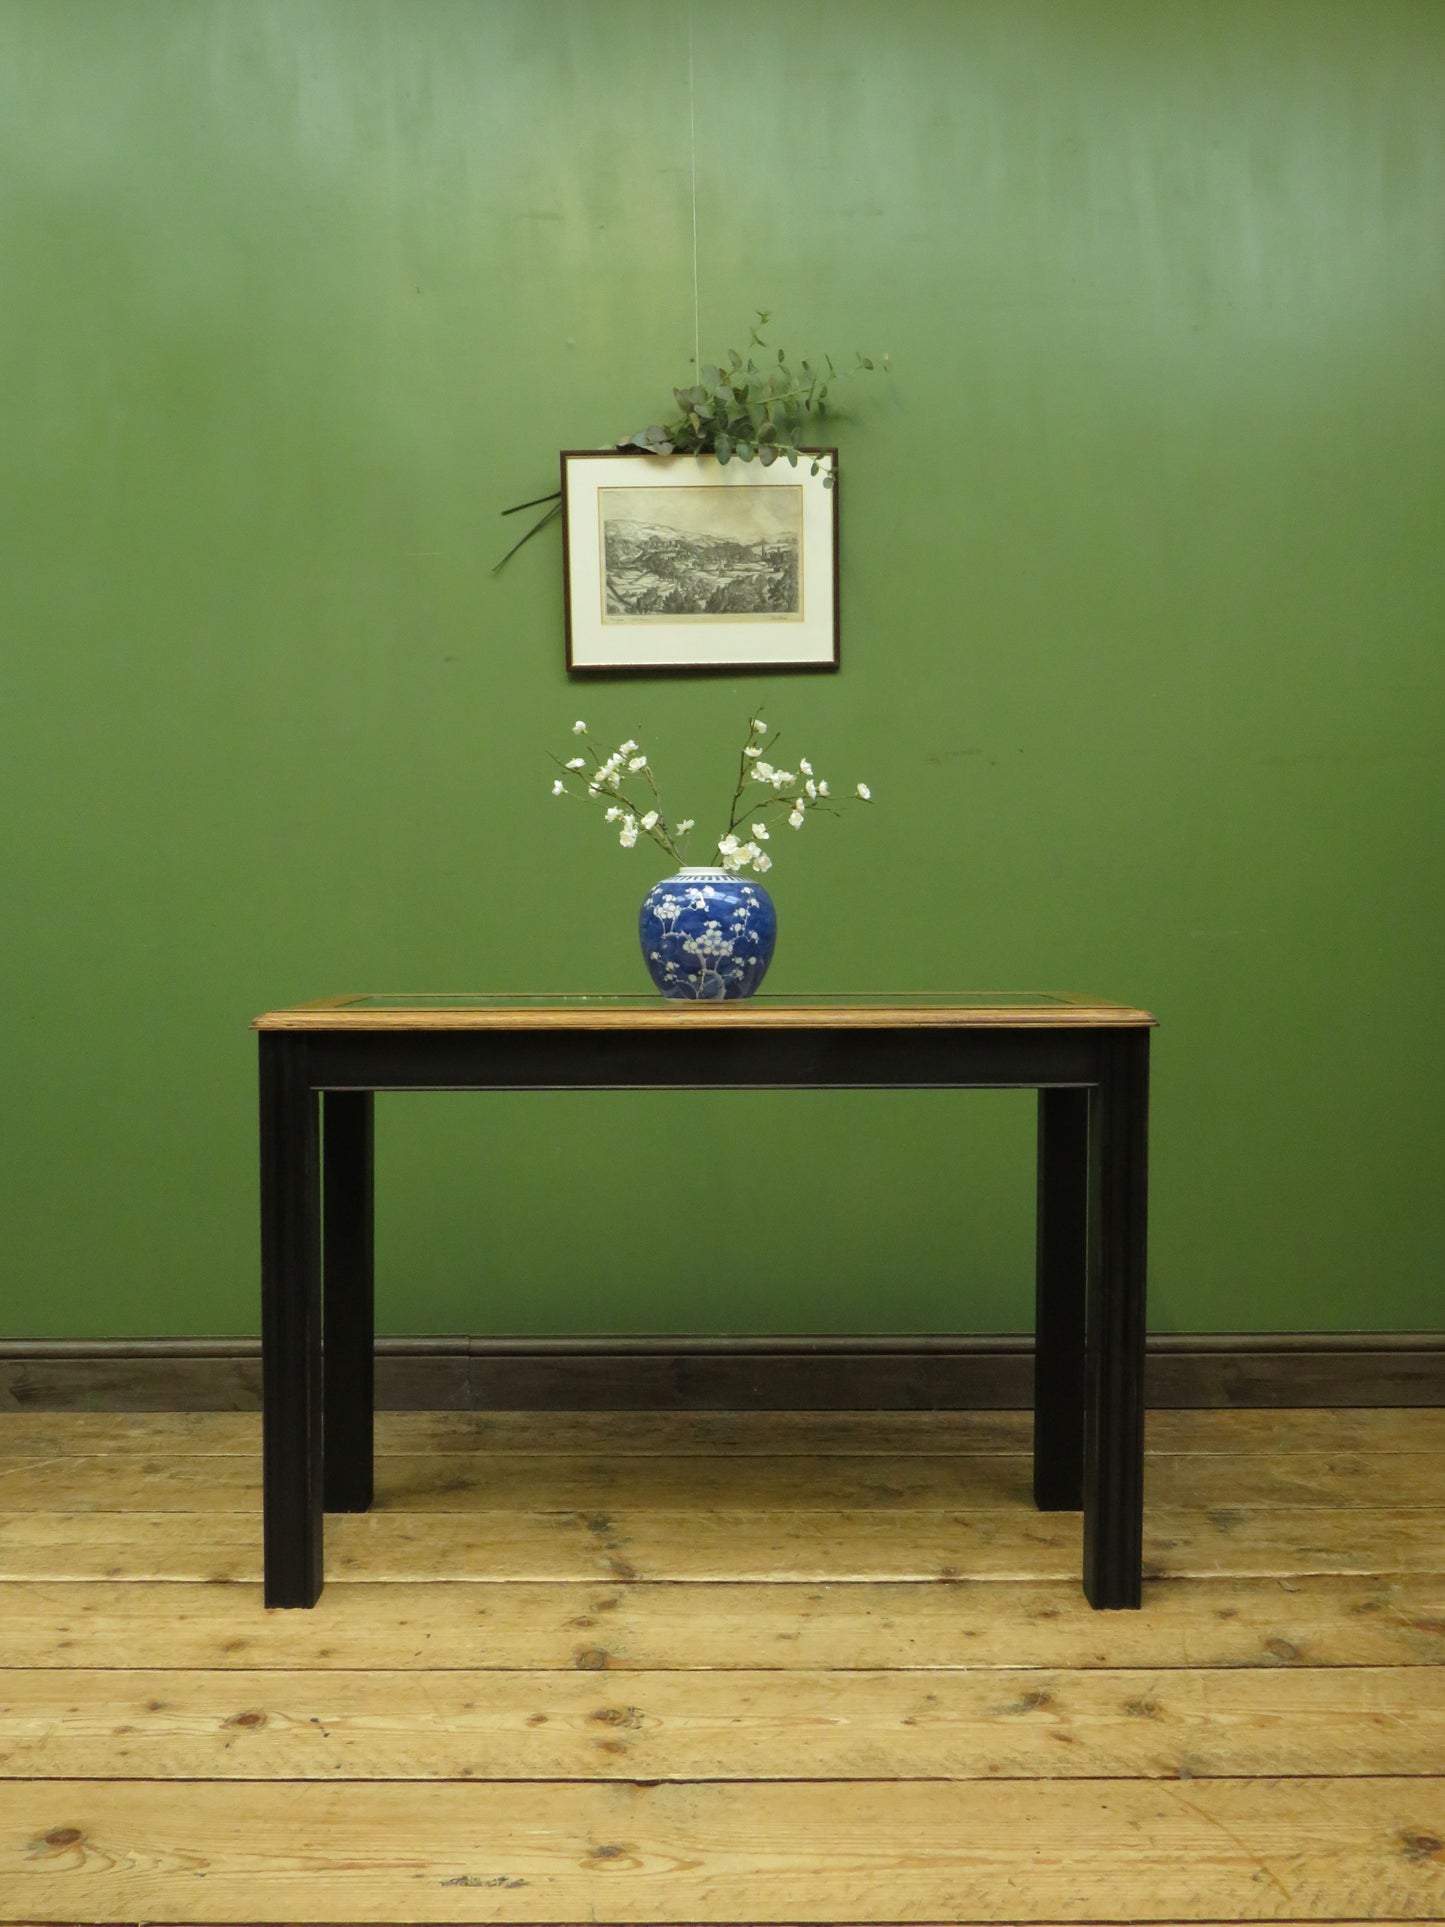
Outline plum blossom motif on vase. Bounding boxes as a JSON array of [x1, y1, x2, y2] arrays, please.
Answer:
[[639, 871, 779, 1001]]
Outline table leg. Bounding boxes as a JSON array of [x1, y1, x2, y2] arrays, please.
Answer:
[[1033, 1088, 1088, 1511], [1082, 1029, 1150, 1609], [259, 1034, 323, 1607], [323, 1091, 375, 1512]]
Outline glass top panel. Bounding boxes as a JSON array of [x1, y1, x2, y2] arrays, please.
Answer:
[[329, 992, 1076, 1010]]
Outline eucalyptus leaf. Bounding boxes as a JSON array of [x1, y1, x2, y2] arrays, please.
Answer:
[[611, 317, 885, 476]]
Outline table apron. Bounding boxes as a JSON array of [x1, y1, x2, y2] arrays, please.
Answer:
[[298, 1028, 1108, 1092]]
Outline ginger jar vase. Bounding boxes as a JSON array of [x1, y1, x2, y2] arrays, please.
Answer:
[[638, 866, 777, 1001]]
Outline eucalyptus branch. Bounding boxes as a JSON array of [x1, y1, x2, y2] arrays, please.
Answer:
[[499, 312, 888, 572], [492, 497, 560, 573], [618, 312, 887, 482]]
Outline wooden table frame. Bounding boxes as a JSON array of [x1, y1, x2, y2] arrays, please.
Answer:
[[254, 996, 1154, 1611]]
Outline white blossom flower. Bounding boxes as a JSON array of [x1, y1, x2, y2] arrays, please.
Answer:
[[719, 832, 760, 872], [555, 711, 872, 882]]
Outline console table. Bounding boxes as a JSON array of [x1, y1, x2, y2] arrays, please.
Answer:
[[253, 994, 1154, 1610]]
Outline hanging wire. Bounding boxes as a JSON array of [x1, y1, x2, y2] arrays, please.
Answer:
[[495, 4, 702, 572], [687, 0, 701, 370]]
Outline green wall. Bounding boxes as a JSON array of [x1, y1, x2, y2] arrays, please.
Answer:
[[3, 0, 1442, 1340]]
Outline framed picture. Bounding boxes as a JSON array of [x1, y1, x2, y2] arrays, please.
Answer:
[[561, 448, 839, 674]]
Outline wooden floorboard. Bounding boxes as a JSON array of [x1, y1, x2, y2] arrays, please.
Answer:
[[5, 1664, 1445, 1779], [5, 1449, 1444, 1510], [1, 1406, 1441, 1456], [5, 1777, 1445, 1921], [0, 1407, 1441, 1925], [3, 1575, 1442, 1670], [3, 1502, 1444, 1582]]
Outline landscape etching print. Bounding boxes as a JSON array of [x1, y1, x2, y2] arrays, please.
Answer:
[[599, 484, 803, 622]]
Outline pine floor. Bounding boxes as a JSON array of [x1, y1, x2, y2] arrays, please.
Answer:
[[1, 1406, 1443, 1924]]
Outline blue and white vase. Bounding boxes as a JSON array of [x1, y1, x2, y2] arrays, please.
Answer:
[[639, 867, 777, 1001]]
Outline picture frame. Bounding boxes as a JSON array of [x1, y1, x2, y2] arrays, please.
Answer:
[[561, 447, 839, 674]]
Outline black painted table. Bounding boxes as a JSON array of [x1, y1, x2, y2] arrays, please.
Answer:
[[253, 993, 1155, 1609]]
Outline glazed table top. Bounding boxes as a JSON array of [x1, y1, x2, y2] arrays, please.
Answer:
[[253, 993, 1157, 1033]]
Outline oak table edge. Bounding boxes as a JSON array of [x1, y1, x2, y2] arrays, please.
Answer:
[[252, 1000, 1158, 1033]]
